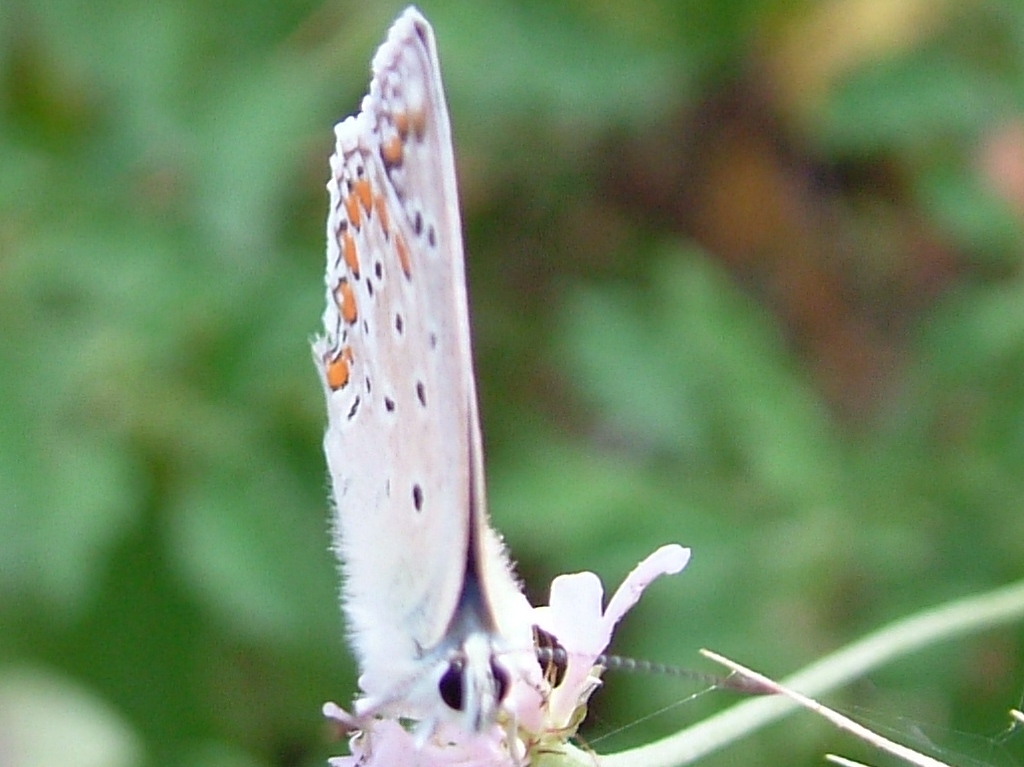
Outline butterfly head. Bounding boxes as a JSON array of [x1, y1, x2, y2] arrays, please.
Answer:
[[352, 630, 527, 739], [434, 632, 512, 731], [417, 556, 523, 733]]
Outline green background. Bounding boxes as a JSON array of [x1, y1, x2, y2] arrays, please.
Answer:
[[3, 0, 1024, 765]]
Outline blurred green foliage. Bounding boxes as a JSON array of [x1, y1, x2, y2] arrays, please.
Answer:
[[3, 1, 1024, 766]]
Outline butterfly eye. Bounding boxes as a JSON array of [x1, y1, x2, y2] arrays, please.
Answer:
[[533, 625, 568, 688], [439, 658, 465, 711], [490, 658, 510, 703]]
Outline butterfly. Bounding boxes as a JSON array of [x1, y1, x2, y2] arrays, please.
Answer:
[[312, 6, 542, 736], [313, 8, 691, 765]]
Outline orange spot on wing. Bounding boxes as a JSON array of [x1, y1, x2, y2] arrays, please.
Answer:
[[353, 178, 372, 215], [335, 279, 357, 324], [344, 193, 362, 228], [325, 346, 353, 390], [374, 194, 390, 237], [395, 233, 411, 278], [394, 111, 409, 139], [381, 135, 403, 167], [342, 230, 359, 276]]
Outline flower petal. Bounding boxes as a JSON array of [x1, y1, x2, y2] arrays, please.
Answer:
[[603, 544, 691, 630], [532, 544, 691, 731]]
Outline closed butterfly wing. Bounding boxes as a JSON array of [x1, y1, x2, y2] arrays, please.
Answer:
[[313, 8, 533, 727]]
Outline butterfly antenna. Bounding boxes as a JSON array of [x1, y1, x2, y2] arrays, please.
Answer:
[[534, 643, 776, 696]]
